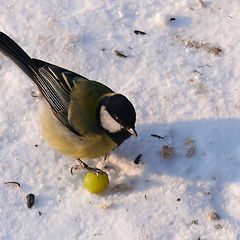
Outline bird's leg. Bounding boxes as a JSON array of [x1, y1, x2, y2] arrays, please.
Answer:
[[71, 159, 107, 176]]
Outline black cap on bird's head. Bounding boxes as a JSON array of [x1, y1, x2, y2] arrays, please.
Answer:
[[96, 93, 137, 145]]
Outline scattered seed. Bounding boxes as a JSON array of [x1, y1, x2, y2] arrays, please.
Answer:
[[38, 211, 42, 216], [198, 0, 207, 8], [161, 145, 175, 160], [192, 220, 199, 225], [177, 198, 181, 201], [169, 17, 176, 21], [113, 50, 128, 58], [26, 193, 35, 208], [98, 203, 113, 210], [4, 181, 20, 188], [112, 184, 133, 192], [103, 165, 117, 173], [208, 47, 222, 55], [187, 40, 222, 55], [151, 134, 165, 139], [134, 154, 142, 164], [34, 144, 38, 147], [94, 233, 102, 236], [184, 139, 196, 158], [144, 195, 147, 199], [198, 64, 212, 68], [215, 224, 223, 230], [134, 30, 146, 35], [175, 34, 223, 56], [204, 191, 211, 195], [207, 211, 220, 221], [195, 82, 208, 95]]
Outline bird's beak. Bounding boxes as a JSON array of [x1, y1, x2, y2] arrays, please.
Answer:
[[127, 128, 138, 137]]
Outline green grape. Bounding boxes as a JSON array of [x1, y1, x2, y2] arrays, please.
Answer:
[[83, 172, 109, 194]]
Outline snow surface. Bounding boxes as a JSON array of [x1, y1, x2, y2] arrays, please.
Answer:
[[1, 0, 240, 239]]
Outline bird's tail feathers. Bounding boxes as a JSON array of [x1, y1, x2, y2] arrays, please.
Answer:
[[0, 32, 33, 79]]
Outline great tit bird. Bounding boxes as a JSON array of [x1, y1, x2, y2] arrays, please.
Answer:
[[0, 32, 137, 173]]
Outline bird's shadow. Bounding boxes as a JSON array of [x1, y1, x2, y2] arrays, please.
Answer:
[[107, 118, 240, 219]]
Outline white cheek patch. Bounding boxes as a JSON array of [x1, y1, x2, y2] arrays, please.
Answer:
[[100, 106, 122, 133]]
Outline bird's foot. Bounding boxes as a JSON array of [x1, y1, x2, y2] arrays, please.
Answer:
[[71, 159, 107, 176]]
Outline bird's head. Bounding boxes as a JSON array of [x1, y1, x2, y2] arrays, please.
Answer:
[[96, 93, 137, 145]]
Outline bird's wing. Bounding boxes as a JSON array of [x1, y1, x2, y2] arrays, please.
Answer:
[[68, 78, 114, 135], [29, 59, 88, 136]]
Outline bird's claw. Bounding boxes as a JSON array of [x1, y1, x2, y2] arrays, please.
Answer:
[[70, 165, 82, 175], [71, 159, 107, 176]]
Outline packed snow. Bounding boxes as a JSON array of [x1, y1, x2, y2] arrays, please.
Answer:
[[0, 0, 240, 239]]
